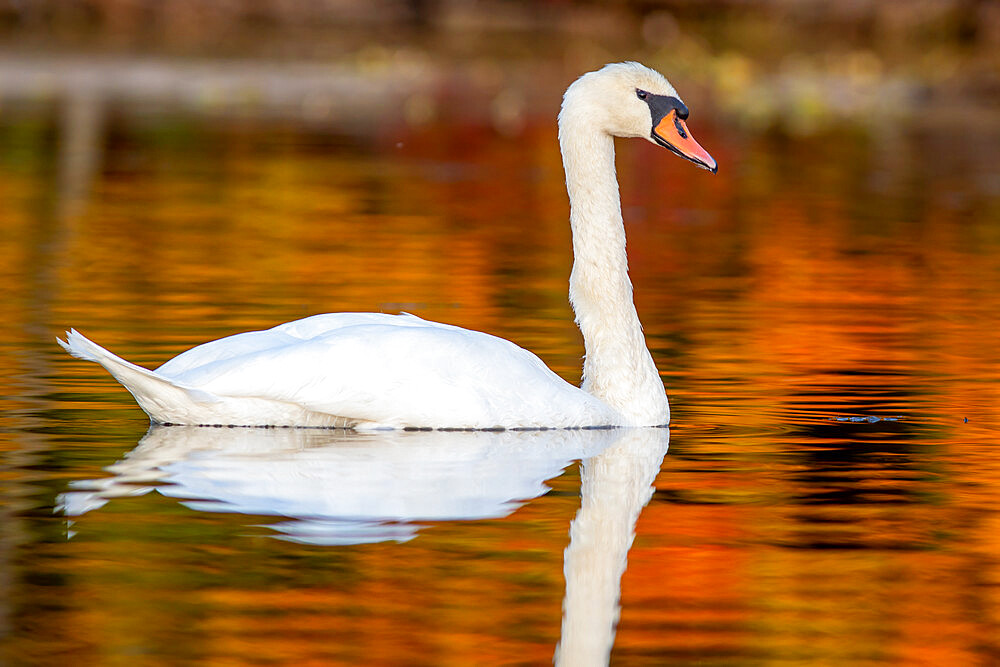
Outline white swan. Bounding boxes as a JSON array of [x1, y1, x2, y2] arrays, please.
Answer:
[[58, 61, 716, 430]]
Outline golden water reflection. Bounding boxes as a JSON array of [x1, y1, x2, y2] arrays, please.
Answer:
[[1, 94, 999, 664]]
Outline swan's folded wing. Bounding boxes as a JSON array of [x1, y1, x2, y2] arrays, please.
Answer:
[[157, 318, 614, 429], [155, 312, 431, 378]]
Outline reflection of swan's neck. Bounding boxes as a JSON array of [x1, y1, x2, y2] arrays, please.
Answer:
[[554, 428, 669, 666], [559, 116, 668, 425]]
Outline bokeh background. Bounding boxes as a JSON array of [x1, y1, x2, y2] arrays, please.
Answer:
[[2, 1, 999, 665]]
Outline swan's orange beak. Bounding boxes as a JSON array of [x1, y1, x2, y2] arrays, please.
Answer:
[[652, 110, 717, 174]]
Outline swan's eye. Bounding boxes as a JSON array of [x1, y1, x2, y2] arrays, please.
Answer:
[[636, 89, 648, 101]]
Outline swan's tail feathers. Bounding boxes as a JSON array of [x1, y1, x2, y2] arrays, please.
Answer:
[[57, 329, 217, 424]]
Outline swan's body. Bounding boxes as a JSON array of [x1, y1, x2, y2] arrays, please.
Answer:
[[59, 62, 716, 430], [60, 314, 617, 429]]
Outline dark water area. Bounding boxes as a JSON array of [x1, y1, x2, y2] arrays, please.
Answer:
[[1, 44, 999, 665]]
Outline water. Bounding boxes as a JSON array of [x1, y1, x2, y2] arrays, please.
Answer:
[[1, 86, 999, 665]]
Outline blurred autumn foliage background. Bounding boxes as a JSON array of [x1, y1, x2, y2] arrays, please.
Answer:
[[1, 0, 998, 132]]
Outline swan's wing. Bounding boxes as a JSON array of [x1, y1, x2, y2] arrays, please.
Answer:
[[156, 312, 434, 377], [156, 313, 615, 429]]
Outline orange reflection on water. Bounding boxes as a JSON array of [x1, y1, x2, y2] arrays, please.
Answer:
[[1, 97, 999, 665]]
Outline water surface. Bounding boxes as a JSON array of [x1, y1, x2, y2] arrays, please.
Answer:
[[1, 89, 999, 665]]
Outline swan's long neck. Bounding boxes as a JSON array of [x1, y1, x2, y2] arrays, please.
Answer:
[[560, 118, 669, 425]]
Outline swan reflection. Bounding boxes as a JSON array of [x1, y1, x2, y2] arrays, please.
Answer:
[[59, 425, 623, 544], [556, 427, 669, 666], [59, 424, 668, 663]]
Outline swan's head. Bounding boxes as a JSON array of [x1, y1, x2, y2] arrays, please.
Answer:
[[560, 61, 717, 173]]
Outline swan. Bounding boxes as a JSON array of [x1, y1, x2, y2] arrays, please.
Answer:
[[58, 61, 716, 430]]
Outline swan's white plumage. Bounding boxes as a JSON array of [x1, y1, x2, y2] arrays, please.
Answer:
[[61, 314, 617, 429], [59, 61, 705, 430]]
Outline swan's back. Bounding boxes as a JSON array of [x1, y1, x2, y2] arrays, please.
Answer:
[[157, 312, 444, 379]]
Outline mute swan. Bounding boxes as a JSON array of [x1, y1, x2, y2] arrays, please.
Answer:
[[58, 61, 716, 430]]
